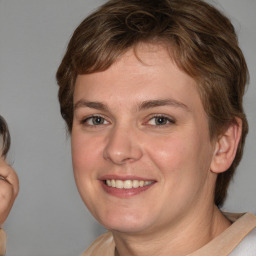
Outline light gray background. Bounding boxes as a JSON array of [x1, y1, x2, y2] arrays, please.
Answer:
[[0, 0, 255, 255]]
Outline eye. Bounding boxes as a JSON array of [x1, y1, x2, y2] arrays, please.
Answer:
[[147, 115, 174, 126], [81, 115, 109, 126]]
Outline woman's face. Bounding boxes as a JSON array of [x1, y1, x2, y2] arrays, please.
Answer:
[[71, 44, 217, 235]]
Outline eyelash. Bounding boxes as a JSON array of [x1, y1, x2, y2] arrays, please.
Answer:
[[80, 115, 110, 126], [80, 114, 175, 128], [146, 115, 175, 127]]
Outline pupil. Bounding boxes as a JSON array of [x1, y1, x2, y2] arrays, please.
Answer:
[[94, 117, 103, 124], [156, 117, 166, 125]]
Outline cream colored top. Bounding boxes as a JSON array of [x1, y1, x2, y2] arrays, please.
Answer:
[[81, 212, 256, 256]]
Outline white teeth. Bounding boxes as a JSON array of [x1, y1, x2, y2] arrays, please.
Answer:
[[132, 180, 139, 188], [105, 179, 153, 189], [111, 179, 116, 187], [116, 180, 124, 189], [124, 180, 132, 189]]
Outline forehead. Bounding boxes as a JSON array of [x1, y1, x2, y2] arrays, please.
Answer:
[[74, 43, 203, 112]]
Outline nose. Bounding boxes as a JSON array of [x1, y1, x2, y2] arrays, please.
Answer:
[[103, 125, 143, 165]]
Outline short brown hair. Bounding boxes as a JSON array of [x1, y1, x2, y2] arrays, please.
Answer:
[[56, 0, 249, 206], [0, 115, 11, 158]]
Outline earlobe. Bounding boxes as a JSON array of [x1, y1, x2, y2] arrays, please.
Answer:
[[210, 118, 242, 174]]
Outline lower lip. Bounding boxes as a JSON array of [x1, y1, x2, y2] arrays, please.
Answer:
[[101, 181, 155, 198]]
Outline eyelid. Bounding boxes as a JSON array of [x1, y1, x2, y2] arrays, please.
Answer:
[[80, 114, 110, 126], [144, 114, 176, 126]]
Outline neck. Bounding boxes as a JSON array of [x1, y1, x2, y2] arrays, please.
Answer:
[[113, 205, 231, 256]]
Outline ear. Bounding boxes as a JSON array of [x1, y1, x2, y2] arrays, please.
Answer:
[[210, 118, 242, 174]]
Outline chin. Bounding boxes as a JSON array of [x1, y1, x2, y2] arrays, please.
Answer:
[[96, 209, 154, 234]]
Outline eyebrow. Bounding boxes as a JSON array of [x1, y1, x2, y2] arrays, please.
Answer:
[[73, 98, 189, 112], [138, 99, 189, 111], [74, 100, 109, 111]]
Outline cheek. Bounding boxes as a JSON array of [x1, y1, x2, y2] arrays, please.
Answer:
[[71, 132, 101, 176], [147, 135, 192, 173], [146, 129, 212, 179], [71, 133, 103, 206]]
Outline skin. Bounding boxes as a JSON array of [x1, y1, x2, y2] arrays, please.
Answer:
[[71, 43, 240, 256], [0, 156, 19, 226]]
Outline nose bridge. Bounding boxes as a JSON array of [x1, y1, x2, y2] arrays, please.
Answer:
[[103, 123, 142, 164]]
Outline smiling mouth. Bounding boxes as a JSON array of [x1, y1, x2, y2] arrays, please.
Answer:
[[104, 179, 154, 189]]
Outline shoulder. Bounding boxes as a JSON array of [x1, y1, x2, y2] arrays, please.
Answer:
[[81, 231, 115, 256], [227, 213, 256, 255], [229, 227, 256, 255], [190, 212, 256, 256]]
